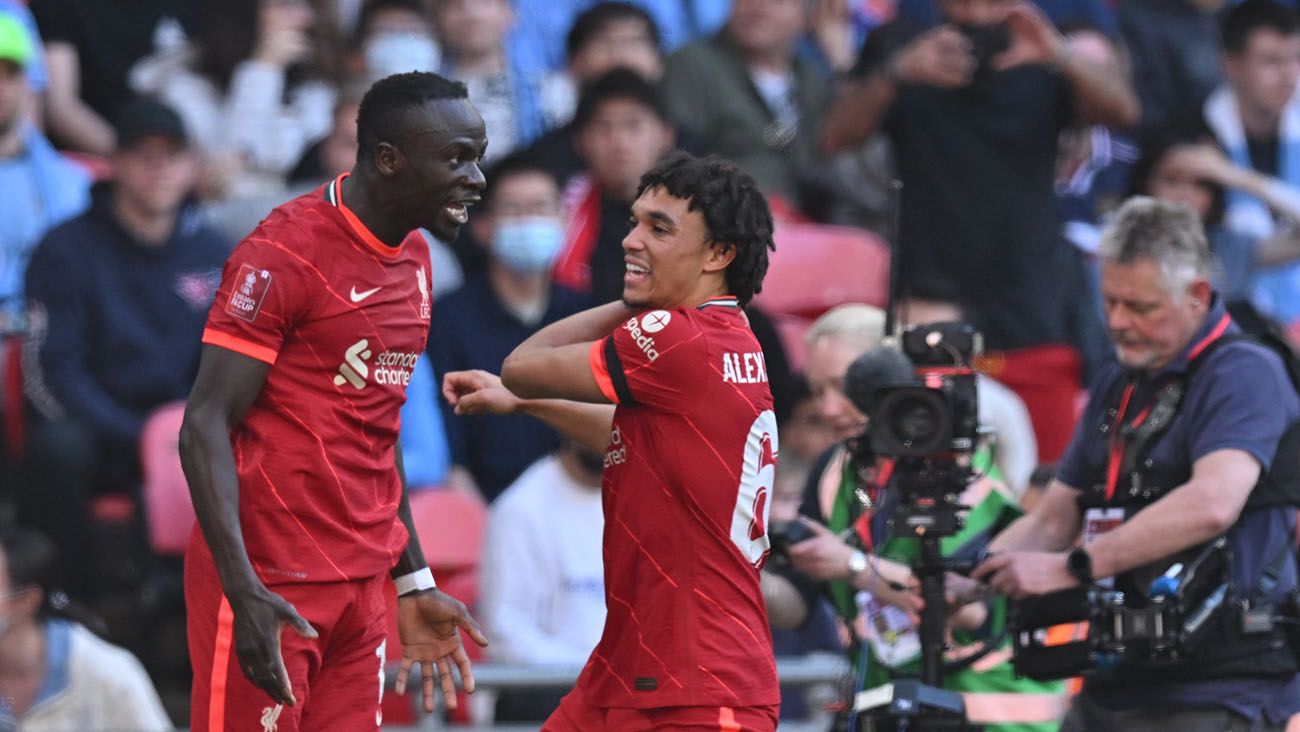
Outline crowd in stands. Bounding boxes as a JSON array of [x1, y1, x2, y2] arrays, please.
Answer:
[[5, 0, 1300, 727]]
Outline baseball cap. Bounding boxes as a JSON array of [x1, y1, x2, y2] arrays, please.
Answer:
[[113, 99, 189, 150], [0, 13, 32, 68]]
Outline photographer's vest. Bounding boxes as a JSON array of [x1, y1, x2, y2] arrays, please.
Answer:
[[1075, 314, 1300, 681]]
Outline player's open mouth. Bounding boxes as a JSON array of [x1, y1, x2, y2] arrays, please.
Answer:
[[444, 198, 478, 224], [625, 261, 650, 285]]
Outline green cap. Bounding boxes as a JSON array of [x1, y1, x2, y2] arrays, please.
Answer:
[[0, 13, 32, 68]]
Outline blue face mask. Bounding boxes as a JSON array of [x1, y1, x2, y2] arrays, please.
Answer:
[[491, 216, 564, 274]]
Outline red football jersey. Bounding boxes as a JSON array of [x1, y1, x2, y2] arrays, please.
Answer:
[[584, 297, 780, 709], [193, 174, 432, 584]]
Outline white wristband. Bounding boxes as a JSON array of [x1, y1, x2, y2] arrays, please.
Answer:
[[394, 567, 436, 596]]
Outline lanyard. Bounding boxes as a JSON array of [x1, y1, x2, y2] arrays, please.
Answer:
[[853, 459, 894, 552], [1103, 313, 1232, 501]]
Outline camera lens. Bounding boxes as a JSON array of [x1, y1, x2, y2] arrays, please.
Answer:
[[890, 395, 940, 446]]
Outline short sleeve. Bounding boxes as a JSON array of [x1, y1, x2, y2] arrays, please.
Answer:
[[201, 235, 312, 364], [1185, 345, 1299, 470], [1055, 365, 1124, 491], [589, 308, 708, 411]]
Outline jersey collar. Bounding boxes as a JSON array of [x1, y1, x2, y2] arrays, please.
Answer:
[[327, 173, 402, 259], [697, 296, 740, 310]]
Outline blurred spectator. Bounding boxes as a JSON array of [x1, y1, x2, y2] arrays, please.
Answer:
[[1119, 0, 1225, 134], [778, 375, 839, 467], [288, 78, 368, 187], [506, 0, 730, 72], [519, 1, 666, 188], [429, 155, 590, 503], [1125, 126, 1283, 301], [478, 439, 605, 721], [900, 0, 1117, 35], [1205, 0, 1300, 328], [32, 0, 198, 155], [661, 0, 830, 212], [552, 68, 676, 302], [0, 0, 47, 121], [131, 0, 337, 200], [821, 0, 1138, 461], [0, 14, 89, 336], [0, 527, 170, 731], [1055, 27, 1141, 257], [434, 0, 552, 163], [19, 101, 229, 599], [353, 0, 440, 80]]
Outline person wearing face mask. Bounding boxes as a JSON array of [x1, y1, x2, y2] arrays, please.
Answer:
[[428, 154, 592, 503], [354, 0, 441, 80], [0, 528, 171, 731]]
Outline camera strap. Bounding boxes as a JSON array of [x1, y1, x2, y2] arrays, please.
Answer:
[[1103, 314, 1234, 502], [852, 459, 894, 552]]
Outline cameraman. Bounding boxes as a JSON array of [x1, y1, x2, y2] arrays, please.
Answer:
[[789, 304, 1064, 731], [975, 197, 1300, 731]]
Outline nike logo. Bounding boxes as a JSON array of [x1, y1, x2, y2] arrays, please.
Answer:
[[350, 286, 381, 302]]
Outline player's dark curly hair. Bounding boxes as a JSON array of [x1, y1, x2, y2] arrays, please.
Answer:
[[636, 152, 775, 306], [356, 72, 467, 165]]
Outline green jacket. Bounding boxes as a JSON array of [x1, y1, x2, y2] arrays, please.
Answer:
[[814, 446, 1064, 732]]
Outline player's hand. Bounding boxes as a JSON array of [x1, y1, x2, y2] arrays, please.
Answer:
[[972, 550, 1075, 599], [229, 585, 318, 706], [396, 589, 489, 713], [891, 26, 975, 88], [442, 370, 523, 416], [992, 3, 1065, 71]]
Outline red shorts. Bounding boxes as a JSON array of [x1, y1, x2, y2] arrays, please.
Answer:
[[542, 680, 779, 732], [186, 547, 390, 732]]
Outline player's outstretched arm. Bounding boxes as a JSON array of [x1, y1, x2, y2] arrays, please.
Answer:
[[179, 345, 319, 706], [443, 369, 615, 453], [502, 301, 636, 402]]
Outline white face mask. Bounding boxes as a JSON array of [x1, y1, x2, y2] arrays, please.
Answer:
[[364, 32, 441, 79]]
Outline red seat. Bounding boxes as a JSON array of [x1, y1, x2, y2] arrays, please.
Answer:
[[139, 401, 194, 555], [753, 223, 891, 320]]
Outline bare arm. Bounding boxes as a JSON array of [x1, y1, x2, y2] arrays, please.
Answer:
[[992, 5, 1138, 127], [179, 345, 315, 706], [820, 26, 973, 155], [501, 301, 635, 402], [443, 370, 614, 453], [43, 43, 114, 155], [977, 450, 1258, 597], [179, 345, 272, 604], [1084, 449, 1258, 579], [988, 479, 1083, 553]]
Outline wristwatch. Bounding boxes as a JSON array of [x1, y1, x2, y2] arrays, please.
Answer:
[[848, 549, 869, 577], [1066, 547, 1094, 585]]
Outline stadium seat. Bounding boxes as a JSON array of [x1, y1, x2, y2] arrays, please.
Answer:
[[139, 401, 194, 555], [753, 222, 891, 320]]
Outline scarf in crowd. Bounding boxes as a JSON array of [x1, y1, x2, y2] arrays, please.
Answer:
[[1205, 85, 1300, 324], [553, 173, 601, 293]]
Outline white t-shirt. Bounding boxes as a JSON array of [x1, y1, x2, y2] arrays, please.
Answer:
[[480, 455, 605, 664], [8, 620, 172, 732]]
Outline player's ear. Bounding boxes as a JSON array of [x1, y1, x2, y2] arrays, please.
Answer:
[[704, 242, 737, 274], [373, 142, 404, 177]]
